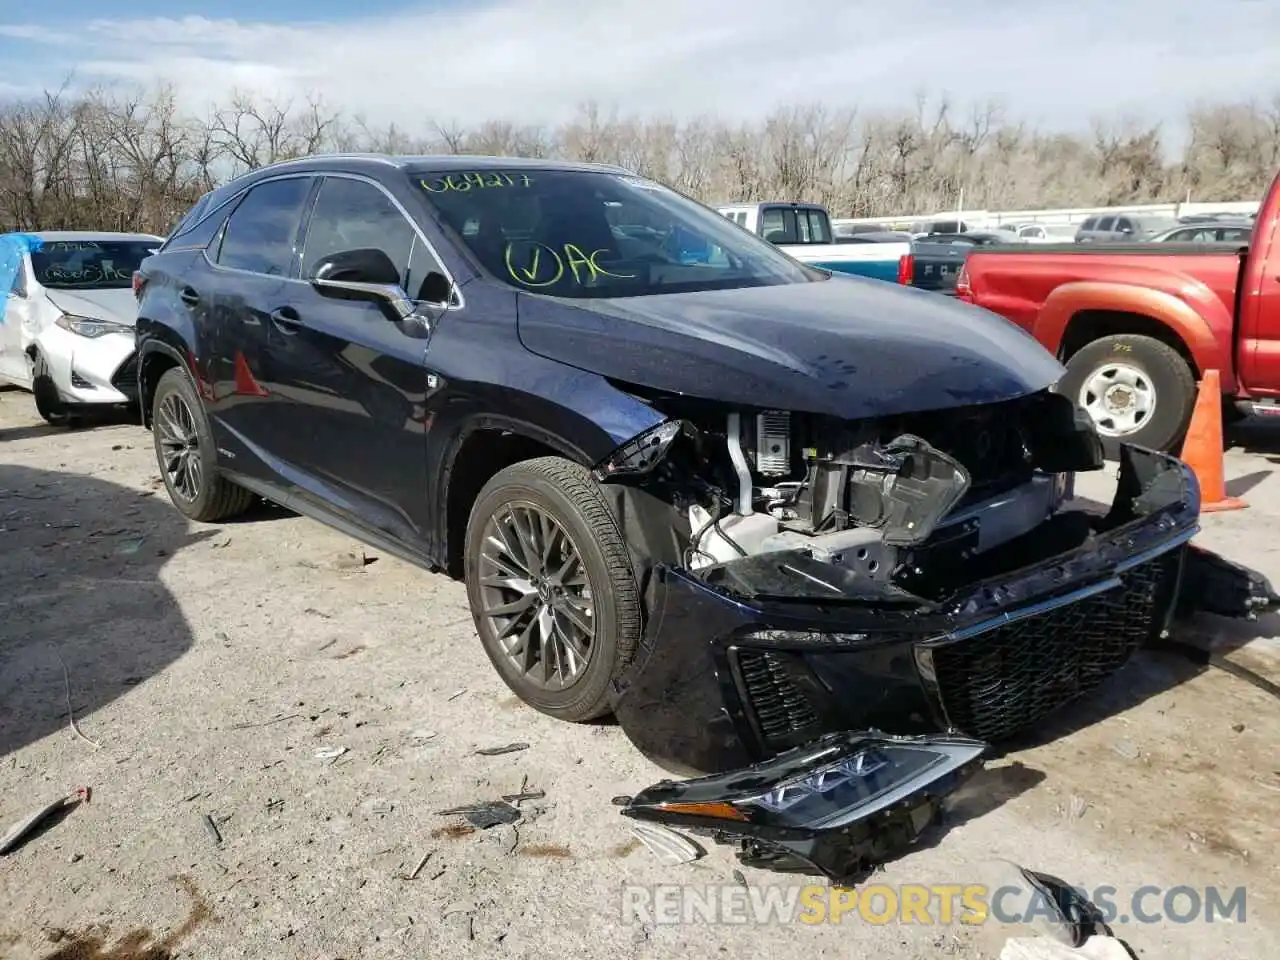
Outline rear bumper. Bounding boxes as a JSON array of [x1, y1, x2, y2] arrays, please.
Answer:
[[610, 444, 1200, 775]]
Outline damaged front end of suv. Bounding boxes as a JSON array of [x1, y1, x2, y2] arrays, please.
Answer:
[[596, 383, 1198, 878]]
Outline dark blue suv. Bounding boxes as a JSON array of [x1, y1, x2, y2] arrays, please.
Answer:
[[134, 154, 1199, 776]]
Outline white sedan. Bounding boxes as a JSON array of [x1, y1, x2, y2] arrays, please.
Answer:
[[0, 230, 161, 424]]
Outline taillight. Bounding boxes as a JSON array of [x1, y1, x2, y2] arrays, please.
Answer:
[[955, 265, 972, 300], [132, 270, 146, 301], [896, 253, 913, 285]]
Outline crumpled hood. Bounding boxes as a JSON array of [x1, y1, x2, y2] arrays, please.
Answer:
[[43, 288, 138, 326], [515, 273, 1065, 419]]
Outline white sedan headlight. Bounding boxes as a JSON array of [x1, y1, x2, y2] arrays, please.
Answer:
[[55, 314, 132, 339]]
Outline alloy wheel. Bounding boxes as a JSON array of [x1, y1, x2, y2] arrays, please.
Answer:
[[476, 501, 596, 690], [156, 392, 203, 502]]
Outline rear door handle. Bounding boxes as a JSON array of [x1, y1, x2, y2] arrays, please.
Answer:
[[269, 306, 302, 333], [179, 287, 200, 306]]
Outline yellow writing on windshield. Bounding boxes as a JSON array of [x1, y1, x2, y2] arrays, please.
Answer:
[[421, 172, 533, 193], [504, 241, 636, 288]]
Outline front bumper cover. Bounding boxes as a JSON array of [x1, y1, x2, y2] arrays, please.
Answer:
[[610, 444, 1200, 776], [33, 324, 138, 405]]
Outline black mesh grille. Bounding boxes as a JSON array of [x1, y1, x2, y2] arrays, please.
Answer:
[[734, 650, 822, 750], [932, 553, 1179, 741], [111, 355, 139, 395]]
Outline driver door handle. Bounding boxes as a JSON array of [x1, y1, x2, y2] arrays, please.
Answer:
[[270, 306, 302, 332]]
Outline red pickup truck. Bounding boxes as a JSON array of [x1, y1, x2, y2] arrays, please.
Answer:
[[956, 171, 1279, 455]]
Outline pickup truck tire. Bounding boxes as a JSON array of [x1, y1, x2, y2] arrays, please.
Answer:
[[464, 456, 642, 723], [1058, 334, 1196, 457], [150, 367, 256, 523]]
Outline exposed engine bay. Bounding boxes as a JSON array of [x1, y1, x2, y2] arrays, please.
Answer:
[[595, 387, 1107, 597]]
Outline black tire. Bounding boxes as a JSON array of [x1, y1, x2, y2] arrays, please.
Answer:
[[464, 456, 642, 722], [1056, 334, 1196, 458], [151, 367, 255, 523], [30, 352, 81, 427]]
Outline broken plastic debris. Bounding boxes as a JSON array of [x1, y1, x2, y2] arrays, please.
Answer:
[[0, 787, 90, 855], [1110, 739, 1139, 761], [436, 801, 522, 829], [314, 746, 348, 761], [474, 742, 529, 756], [202, 814, 222, 845], [629, 822, 703, 866], [501, 790, 545, 803]]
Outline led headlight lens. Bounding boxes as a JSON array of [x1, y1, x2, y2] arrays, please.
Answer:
[[735, 740, 985, 829], [55, 314, 132, 339]]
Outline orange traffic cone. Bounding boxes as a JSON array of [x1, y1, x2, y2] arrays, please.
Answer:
[[233, 350, 269, 398], [1178, 368, 1246, 513]]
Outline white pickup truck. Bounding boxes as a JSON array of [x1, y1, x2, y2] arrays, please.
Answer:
[[717, 202, 912, 284]]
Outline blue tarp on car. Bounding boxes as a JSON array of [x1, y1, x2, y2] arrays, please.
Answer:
[[0, 233, 43, 325]]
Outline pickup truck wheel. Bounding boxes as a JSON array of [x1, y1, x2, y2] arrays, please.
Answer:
[[1059, 334, 1196, 457], [464, 456, 642, 723], [151, 367, 256, 523]]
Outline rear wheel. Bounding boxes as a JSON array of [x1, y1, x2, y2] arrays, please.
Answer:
[[463, 456, 642, 722], [1057, 334, 1196, 457], [151, 367, 255, 523]]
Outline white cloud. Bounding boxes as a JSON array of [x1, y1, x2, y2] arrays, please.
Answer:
[[2, 0, 1278, 135]]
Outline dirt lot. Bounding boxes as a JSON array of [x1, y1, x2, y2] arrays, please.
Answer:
[[1, 389, 1277, 960]]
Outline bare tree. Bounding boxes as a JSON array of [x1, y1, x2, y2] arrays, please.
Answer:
[[2, 75, 1278, 234]]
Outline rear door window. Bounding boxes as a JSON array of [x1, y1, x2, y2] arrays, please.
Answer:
[[1079, 218, 1098, 231], [215, 177, 314, 277], [1096, 217, 1116, 232]]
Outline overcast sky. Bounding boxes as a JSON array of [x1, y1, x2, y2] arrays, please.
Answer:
[[1, 0, 1276, 139]]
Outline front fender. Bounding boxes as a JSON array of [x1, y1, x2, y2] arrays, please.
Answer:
[[1033, 281, 1230, 386]]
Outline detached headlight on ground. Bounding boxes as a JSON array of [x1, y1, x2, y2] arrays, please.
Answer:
[[620, 732, 987, 882], [55, 314, 132, 339]]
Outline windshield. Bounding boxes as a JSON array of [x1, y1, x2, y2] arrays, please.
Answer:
[[414, 168, 821, 298], [31, 239, 156, 290]]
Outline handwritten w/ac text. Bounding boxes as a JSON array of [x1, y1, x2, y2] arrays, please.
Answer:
[[504, 241, 635, 287]]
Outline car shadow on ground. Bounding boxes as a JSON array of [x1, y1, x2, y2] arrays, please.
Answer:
[[0, 402, 141, 444], [0, 464, 211, 759]]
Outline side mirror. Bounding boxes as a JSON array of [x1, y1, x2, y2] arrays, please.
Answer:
[[309, 248, 413, 318], [311, 247, 400, 286]]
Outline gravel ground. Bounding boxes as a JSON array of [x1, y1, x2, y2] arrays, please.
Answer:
[[0, 389, 1277, 960]]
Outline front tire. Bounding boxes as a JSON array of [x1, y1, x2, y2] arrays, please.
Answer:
[[1057, 334, 1196, 458], [30, 352, 81, 427], [151, 367, 255, 523], [464, 456, 642, 722]]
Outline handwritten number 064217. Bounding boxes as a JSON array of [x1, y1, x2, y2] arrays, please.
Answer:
[[420, 173, 533, 193]]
